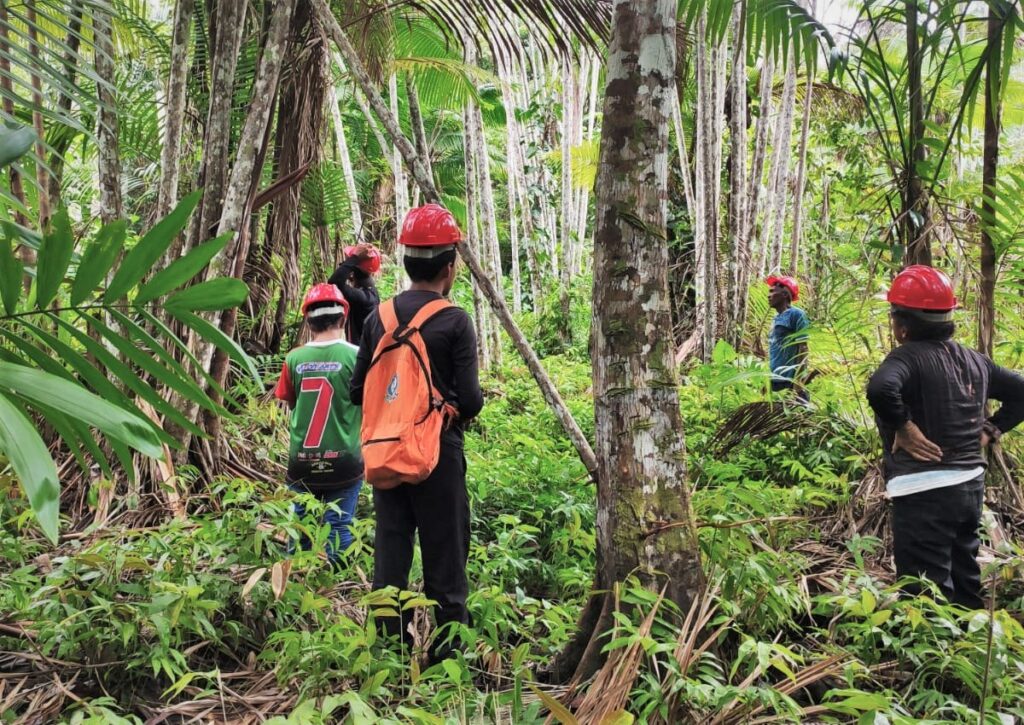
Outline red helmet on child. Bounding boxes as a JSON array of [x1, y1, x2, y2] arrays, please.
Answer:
[[766, 275, 800, 302], [887, 265, 957, 311], [301, 283, 349, 318], [343, 245, 382, 274], [399, 204, 462, 247]]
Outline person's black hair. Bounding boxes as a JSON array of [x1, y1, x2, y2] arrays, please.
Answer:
[[403, 249, 457, 283], [305, 301, 345, 333], [890, 306, 955, 342]]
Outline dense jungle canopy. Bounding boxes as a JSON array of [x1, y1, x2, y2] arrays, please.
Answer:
[[2, 0, 1024, 721]]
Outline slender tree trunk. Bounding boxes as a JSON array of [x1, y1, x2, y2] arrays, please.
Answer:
[[978, 7, 1002, 357], [763, 56, 797, 274], [572, 0, 703, 683], [671, 89, 695, 222], [157, 0, 194, 222], [469, 99, 504, 366], [47, 0, 83, 205], [192, 0, 247, 251], [94, 6, 123, 224], [745, 56, 774, 263], [500, 68, 533, 310], [318, 0, 599, 480], [904, 0, 932, 266], [789, 70, 813, 275], [327, 79, 363, 239], [725, 1, 747, 347], [463, 102, 492, 366], [389, 74, 410, 225], [25, 0, 50, 227], [405, 73, 433, 185]]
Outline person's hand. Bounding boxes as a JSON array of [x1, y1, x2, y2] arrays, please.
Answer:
[[893, 421, 943, 462], [981, 422, 1002, 449], [351, 243, 375, 260]]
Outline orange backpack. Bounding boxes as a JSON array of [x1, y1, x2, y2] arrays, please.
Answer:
[[361, 298, 457, 489]]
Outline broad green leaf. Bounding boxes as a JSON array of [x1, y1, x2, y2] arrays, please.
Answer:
[[79, 313, 221, 416], [0, 391, 59, 543], [35, 209, 74, 308], [71, 220, 127, 305], [0, 361, 164, 459], [136, 232, 232, 304], [0, 229, 23, 315], [167, 307, 261, 386], [104, 189, 201, 302], [163, 277, 248, 312], [0, 123, 35, 167]]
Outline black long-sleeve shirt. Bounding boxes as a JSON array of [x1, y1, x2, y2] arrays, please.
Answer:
[[866, 340, 1024, 480], [349, 290, 484, 448], [328, 259, 380, 344]]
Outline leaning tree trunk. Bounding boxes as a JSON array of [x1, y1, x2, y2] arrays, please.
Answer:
[[156, 0, 194, 222], [978, 5, 1003, 358], [725, 0, 748, 348], [904, 0, 932, 266], [316, 0, 599, 481], [94, 6, 123, 224], [562, 0, 704, 685]]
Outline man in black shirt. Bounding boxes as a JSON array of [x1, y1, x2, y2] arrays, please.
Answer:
[[328, 244, 381, 344], [350, 204, 483, 663], [867, 265, 1024, 608]]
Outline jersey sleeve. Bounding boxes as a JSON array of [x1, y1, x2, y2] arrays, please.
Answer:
[[274, 360, 296, 406]]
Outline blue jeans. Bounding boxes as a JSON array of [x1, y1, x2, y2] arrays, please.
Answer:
[[289, 481, 362, 563]]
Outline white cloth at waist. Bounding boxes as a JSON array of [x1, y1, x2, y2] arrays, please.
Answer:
[[886, 466, 985, 498]]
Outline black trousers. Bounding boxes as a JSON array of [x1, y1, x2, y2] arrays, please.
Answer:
[[891, 477, 985, 609], [371, 444, 470, 654]]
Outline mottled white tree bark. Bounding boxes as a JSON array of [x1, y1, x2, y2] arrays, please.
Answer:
[[389, 74, 409, 226], [763, 56, 797, 274], [725, 1, 747, 347], [327, 79, 363, 240], [156, 0, 193, 222], [790, 70, 814, 275], [571, 0, 703, 682]]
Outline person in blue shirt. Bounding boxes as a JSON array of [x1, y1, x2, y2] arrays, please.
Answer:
[[766, 275, 810, 401]]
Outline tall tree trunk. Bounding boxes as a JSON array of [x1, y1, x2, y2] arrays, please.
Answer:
[[405, 73, 433, 185], [317, 0, 598, 480], [389, 74, 409, 224], [569, 0, 703, 683], [500, 68, 532, 311], [725, 1, 747, 348], [191, 0, 247, 251], [47, 0, 83, 206], [469, 98, 504, 366], [157, 0, 194, 222], [789, 70, 813, 275], [978, 6, 1002, 357], [745, 55, 774, 267], [904, 0, 932, 266], [762, 56, 797, 274], [327, 79, 363, 239], [25, 0, 50, 227], [463, 102, 492, 366], [94, 6, 123, 224]]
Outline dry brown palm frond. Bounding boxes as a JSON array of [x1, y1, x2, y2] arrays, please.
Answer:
[[711, 401, 813, 457], [571, 585, 666, 725]]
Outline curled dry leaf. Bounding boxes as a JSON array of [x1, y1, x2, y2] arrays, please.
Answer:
[[241, 567, 267, 602], [271, 560, 292, 601]]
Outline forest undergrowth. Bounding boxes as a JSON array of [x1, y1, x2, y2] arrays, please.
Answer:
[[3, 331, 1024, 723]]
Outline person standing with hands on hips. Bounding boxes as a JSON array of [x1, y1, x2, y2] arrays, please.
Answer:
[[867, 265, 1024, 608]]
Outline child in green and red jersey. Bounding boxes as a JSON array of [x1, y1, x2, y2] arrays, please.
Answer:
[[274, 283, 363, 563]]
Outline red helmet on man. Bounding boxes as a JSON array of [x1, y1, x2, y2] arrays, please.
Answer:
[[399, 204, 462, 248], [301, 283, 349, 318], [887, 265, 957, 311], [343, 244, 382, 274], [766, 275, 800, 302]]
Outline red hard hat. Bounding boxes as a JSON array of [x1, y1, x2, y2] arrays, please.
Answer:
[[887, 265, 957, 311], [766, 275, 800, 302], [399, 204, 462, 247], [343, 245, 382, 274], [301, 283, 349, 317]]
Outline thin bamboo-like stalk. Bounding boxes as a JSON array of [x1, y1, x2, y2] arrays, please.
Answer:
[[327, 79, 363, 240], [761, 54, 797, 275], [790, 70, 814, 275], [389, 73, 410, 225], [25, 0, 50, 227]]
